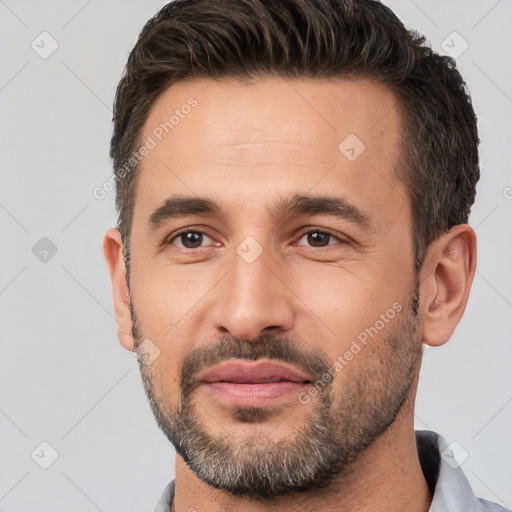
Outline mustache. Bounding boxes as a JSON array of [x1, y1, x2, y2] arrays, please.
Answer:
[[179, 333, 331, 396]]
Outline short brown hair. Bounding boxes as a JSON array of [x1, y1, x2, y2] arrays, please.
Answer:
[[110, 0, 479, 277]]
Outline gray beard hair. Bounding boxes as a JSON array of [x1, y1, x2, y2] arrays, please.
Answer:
[[132, 289, 421, 499]]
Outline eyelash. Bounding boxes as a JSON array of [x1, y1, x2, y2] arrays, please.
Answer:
[[166, 228, 347, 250]]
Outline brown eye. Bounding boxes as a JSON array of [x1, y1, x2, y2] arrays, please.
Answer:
[[170, 231, 212, 249], [297, 230, 340, 248]]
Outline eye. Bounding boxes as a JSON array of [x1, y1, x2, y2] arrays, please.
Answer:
[[296, 230, 343, 248], [169, 230, 214, 249]]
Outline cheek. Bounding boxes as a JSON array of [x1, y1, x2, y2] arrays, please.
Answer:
[[130, 257, 209, 329], [129, 277, 200, 382], [289, 266, 406, 358]]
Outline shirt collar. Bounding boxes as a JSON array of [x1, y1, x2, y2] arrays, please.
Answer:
[[154, 478, 175, 512], [417, 430, 508, 511]]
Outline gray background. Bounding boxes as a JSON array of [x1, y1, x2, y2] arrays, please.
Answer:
[[0, 0, 511, 510]]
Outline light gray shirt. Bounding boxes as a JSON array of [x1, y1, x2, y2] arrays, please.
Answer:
[[154, 430, 510, 512]]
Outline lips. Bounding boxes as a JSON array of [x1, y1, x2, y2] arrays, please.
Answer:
[[198, 359, 312, 385]]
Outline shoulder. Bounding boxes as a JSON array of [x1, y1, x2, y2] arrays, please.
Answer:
[[477, 497, 511, 512], [415, 430, 511, 512]]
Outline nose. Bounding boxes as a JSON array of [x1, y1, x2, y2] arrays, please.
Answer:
[[209, 246, 295, 341]]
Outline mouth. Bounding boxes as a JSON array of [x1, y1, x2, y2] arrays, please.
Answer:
[[198, 359, 312, 385], [197, 359, 313, 406]]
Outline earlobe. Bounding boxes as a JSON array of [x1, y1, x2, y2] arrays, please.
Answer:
[[420, 225, 477, 347], [103, 228, 135, 352]]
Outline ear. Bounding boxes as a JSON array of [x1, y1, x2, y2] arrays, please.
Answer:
[[103, 228, 135, 352], [419, 224, 477, 347]]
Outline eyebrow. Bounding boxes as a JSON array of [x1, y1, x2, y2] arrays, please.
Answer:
[[148, 194, 374, 231], [148, 196, 221, 230], [270, 194, 373, 230]]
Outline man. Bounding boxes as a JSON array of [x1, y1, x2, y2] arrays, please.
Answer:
[[103, 0, 509, 510]]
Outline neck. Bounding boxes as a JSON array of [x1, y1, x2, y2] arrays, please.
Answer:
[[171, 403, 432, 512]]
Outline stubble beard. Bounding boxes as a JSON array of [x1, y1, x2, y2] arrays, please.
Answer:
[[131, 288, 421, 499]]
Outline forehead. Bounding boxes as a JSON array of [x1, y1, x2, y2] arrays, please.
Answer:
[[134, 76, 407, 227]]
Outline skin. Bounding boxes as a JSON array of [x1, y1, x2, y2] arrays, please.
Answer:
[[103, 76, 476, 511]]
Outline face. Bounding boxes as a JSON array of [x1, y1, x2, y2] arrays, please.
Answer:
[[128, 77, 422, 497]]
